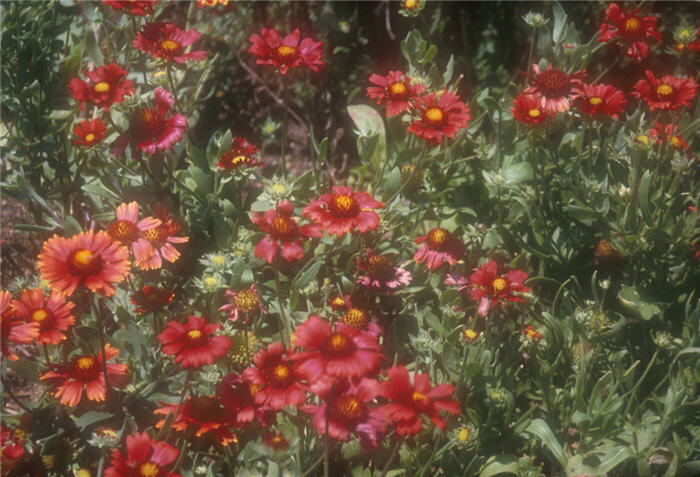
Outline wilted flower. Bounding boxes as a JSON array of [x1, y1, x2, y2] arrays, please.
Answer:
[[131, 286, 174, 314], [135, 203, 189, 270], [220, 284, 267, 324], [356, 249, 411, 290], [649, 123, 689, 150]]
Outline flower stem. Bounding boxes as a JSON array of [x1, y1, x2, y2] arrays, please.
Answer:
[[280, 78, 289, 180], [380, 439, 403, 477], [387, 144, 428, 204], [324, 382, 336, 477], [165, 368, 193, 442], [93, 298, 110, 396], [274, 256, 291, 347], [131, 17, 149, 87]]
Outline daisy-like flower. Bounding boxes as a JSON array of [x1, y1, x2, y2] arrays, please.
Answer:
[[302, 377, 387, 450], [114, 88, 186, 156], [131, 286, 174, 314], [511, 93, 551, 125], [356, 249, 411, 290], [414, 227, 463, 270], [252, 200, 322, 264], [1, 290, 40, 361], [38, 230, 130, 297], [104, 432, 180, 477], [577, 83, 627, 119], [11, 288, 75, 345], [263, 431, 289, 450], [291, 315, 383, 383], [107, 202, 161, 264], [136, 203, 189, 270], [329, 294, 351, 312], [407, 90, 470, 146], [217, 373, 275, 426], [242, 342, 306, 411], [598, 3, 661, 62], [248, 28, 324, 75], [40, 344, 129, 407], [366, 70, 425, 117], [73, 119, 107, 147], [154, 395, 237, 445], [158, 315, 231, 368], [219, 284, 267, 324], [339, 305, 382, 337], [377, 365, 460, 436], [133, 22, 207, 64], [631, 71, 698, 111], [217, 137, 265, 171], [102, 0, 158, 16], [303, 186, 384, 237], [649, 122, 689, 151], [68, 63, 134, 110], [522, 325, 542, 341], [469, 260, 531, 317], [523, 63, 585, 113]]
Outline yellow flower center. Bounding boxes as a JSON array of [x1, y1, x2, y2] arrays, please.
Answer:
[[528, 108, 541, 118], [187, 329, 203, 340], [211, 255, 225, 266], [93, 82, 110, 93], [463, 328, 477, 340], [492, 278, 507, 292], [336, 396, 364, 421], [331, 297, 346, 308], [277, 45, 297, 58], [160, 39, 180, 53], [139, 462, 160, 477], [77, 357, 95, 370], [389, 81, 407, 96], [636, 134, 650, 145], [333, 195, 354, 212], [656, 84, 673, 97], [624, 17, 641, 33], [412, 390, 429, 405], [671, 136, 681, 148], [273, 364, 290, 381], [203, 276, 219, 288], [32, 309, 48, 322], [327, 332, 352, 356], [72, 249, 94, 267], [231, 155, 247, 165], [342, 308, 367, 328], [424, 107, 444, 124], [427, 227, 448, 250], [84, 133, 96, 143], [234, 290, 259, 313], [589, 96, 603, 105], [271, 215, 295, 237], [403, 0, 419, 10], [679, 28, 692, 41], [457, 427, 471, 442]]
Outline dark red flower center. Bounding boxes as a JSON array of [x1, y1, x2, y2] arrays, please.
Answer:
[[328, 194, 360, 218], [324, 332, 355, 358], [267, 363, 294, 387], [423, 107, 444, 126], [426, 228, 448, 251], [160, 39, 181, 54], [234, 290, 260, 313], [67, 249, 104, 277], [389, 81, 407, 98], [108, 220, 140, 244], [72, 356, 101, 382], [342, 308, 368, 329], [142, 225, 168, 247], [367, 254, 395, 281], [276, 45, 297, 62], [534, 69, 570, 97], [188, 396, 221, 422], [333, 396, 367, 424], [186, 329, 205, 345], [138, 462, 161, 477], [93, 81, 110, 93], [270, 215, 297, 240]]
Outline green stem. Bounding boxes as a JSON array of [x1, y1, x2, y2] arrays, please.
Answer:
[[380, 439, 403, 477], [165, 368, 194, 442], [93, 299, 110, 396], [280, 79, 289, 179], [624, 349, 659, 416], [274, 257, 291, 347], [387, 145, 428, 204], [131, 17, 149, 87]]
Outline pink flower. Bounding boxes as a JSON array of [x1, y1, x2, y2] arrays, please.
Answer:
[[356, 249, 411, 290], [414, 227, 463, 270]]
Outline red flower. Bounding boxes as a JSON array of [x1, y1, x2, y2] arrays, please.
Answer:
[[131, 286, 174, 314], [302, 378, 387, 450], [135, 203, 189, 270], [649, 123, 689, 151], [522, 325, 542, 341], [523, 63, 585, 113], [219, 284, 267, 324], [155, 395, 237, 445], [511, 93, 551, 125], [377, 366, 460, 436], [252, 200, 322, 264], [38, 230, 131, 297], [1, 290, 40, 361], [414, 227, 463, 270], [40, 344, 129, 407], [217, 137, 265, 171], [107, 201, 161, 263], [407, 90, 470, 146], [356, 249, 411, 290], [248, 28, 324, 75], [577, 83, 627, 119], [329, 294, 350, 312], [104, 432, 180, 477], [263, 431, 289, 450], [242, 342, 306, 411], [1, 424, 25, 462], [469, 260, 531, 317], [217, 373, 275, 426], [133, 22, 207, 64], [102, 0, 158, 16], [291, 315, 383, 383], [598, 3, 661, 61], [158, 315, 231, 368], [303, 186, 384, 237], [11, 288, 75, 345], [631, 71, 698, 111], [68, 63, 134, 110], [73, 119, 107, 147], [114, 88, 187, 157], [366, 71, 425, 117]]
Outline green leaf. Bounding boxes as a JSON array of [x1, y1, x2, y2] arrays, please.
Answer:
[[480, 455, 519, 477], [618, 286, 662, 321], [552, 2, 568, 44], [82, 179, 120, 201], [73, 411, 112, 429], [85, 30, 103, 65], [292, 258, 322, 291], [638, 170, 652, 219], [503, 162, 533, 185], [347, 104, 386, 172], [443, 54, 455, 86], [523, 418, 567, 468]]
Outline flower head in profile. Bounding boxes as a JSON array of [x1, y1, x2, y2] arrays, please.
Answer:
[[102, 0, 158, 16], [356, 249, 411, 290], [158, 315, 231, 368], [68, 63, 134, 110], [511, 93, 551, 125], [133, 22, 207, 63], [378, 366, 460, 436], [242, 342, 306, 411], [469, 260, 531, 317], [38, 230, 131, 297], [11, 288, 75, 345], [407, 90, 470, 146], [131, 286, 174, 314], [523, 63, 585, 113], [366, 71, 425, 117], [40, 344, 129, 407], [414, 227, 463, 270], [155, 395, 237, 445], [217, 137, 265, 172], [136, 203, 189, 270], [303, 186, 384, 237], [631, 71, 698, 111], [1, 290, 40, 361], [252, 200, 322, 264], [219, 284, 267, 324], [598, 3, 661, 61], [248, 28, 324, 75], [649, 122, 689, 151], [114, 88, 186, 156], [104, 432, 181, 477], [577, 83, 627, 119], [73, 119, 107, 147]]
